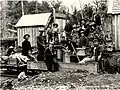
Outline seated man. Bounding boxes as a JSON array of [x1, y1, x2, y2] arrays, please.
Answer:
[[79, 31, 88, 48], [61, 36, 67, 47], [1, 46, 15, 64], [79, 39, 102, 64]]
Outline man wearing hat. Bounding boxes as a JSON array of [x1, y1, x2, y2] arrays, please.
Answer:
[[37, 30, 45, 61], [53, 23, 59, 41], [22, 34, 32, 56], [79, 31, 88, 48]]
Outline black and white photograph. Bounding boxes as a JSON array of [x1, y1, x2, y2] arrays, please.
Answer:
[[0, 0, 120, 89]]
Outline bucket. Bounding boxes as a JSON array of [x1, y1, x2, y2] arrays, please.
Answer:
[[63, 52, 70, 63]]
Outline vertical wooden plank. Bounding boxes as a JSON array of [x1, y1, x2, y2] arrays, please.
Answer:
[[30, 27, 33, 46], [118, 15, 120, 50], [22, 28, 24, 46], [31, 27, 34, 46], [17, 28, 20, 46], [114, 15, 118, 50]]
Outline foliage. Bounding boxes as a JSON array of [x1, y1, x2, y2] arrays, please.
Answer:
[[82, 4, 93, 19], [1, 0, 64, 38]]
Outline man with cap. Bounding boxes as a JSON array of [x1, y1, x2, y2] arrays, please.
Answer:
[[37, 30, 45, 61], [79, 31, 88, 48], [22, 34, 32, 56]]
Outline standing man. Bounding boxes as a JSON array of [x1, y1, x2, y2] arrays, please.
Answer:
[[64, 20, 73, 39], [22, 34, 32, 56], [53, 23, 59, 41], [21, 34, 32, 74], [37, 30, 45, 61], [45, 43, 58, 72], [47, 25, 53, 43]]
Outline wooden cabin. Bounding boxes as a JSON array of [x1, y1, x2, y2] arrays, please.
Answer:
[[15, 13, 66, 47], [107, 0, 120, 50]]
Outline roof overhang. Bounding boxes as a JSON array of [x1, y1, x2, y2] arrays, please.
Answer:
[[15, 13, 52, 28]]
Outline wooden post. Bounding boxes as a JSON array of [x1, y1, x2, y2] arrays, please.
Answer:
[[52, 8, 56, 42], [35, 0, 38, 14], [53, 8, 56, 23], [114, 15, 117, 50], [21, 1, 24, 16], [118, 15, 120, 49]]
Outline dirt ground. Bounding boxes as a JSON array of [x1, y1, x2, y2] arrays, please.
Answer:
[[1, 52, 120, 90], [1, 69, 120, 90]]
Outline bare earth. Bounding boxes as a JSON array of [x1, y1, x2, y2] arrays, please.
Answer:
[[1, 52, 120, 90], [1, 69, 120, 90]]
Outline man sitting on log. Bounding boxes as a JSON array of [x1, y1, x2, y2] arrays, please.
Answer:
[[78, 39, 103, 64]]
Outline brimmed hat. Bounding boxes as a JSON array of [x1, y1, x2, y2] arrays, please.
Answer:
[[23, 34, 30, 39], [73, 24, 77, 28], [80, 31, 84, 34], [53, 23, 58, 27], [89, 22, 95, 26], [93, 39, 99, 43], [9, 46, 14, 49]]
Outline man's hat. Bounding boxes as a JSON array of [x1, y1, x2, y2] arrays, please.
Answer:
[[73, 24, 77, 28], [89, 22, 95, 26], [80, 30, 84, 34], [9, 46, 14, 49], [23, 34, 30, 39]]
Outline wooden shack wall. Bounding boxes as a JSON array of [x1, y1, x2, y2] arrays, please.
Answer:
[[56, 18, 66, 30], [112, 15, 120, 50], [17, 27, 42, 47]]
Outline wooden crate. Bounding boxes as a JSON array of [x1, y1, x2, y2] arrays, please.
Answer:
[[27, 61, 47, 70], [76, 48, 89, 56], [8, 58, 18, 65]]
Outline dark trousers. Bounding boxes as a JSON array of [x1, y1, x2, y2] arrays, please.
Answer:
[[48, 34, 52, 43], [45, 60, 54, 72], [45, 58, 59, 72]]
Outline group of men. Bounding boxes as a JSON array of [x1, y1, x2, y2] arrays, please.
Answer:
[[21, 17, 107, 73], [1, 15, 111, 75]]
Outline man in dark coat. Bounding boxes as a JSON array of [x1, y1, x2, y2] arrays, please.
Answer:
[[45, 44, 56, 72], [37, 31, 45, 61], [90, 39, 103, 73], [22, 34, 32, 56], [79, 31, 88, 48], [64, 20, 73, 38], [94, 13, 101, 27]]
